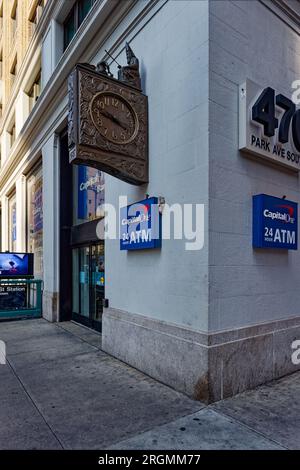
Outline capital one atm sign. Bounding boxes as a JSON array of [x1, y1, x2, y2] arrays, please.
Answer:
[[253, 194, 298, 250], [239, 79, 300, 170], [120, 197, 162, 251]]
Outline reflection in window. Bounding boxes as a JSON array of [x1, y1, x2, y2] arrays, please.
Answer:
[[0, 48, 2, 119], [78, 0, 93, 26], [29, 0, 45, 34], [73, 165, 105, 226], [28, 70, 41, 113], [64, 8, 75, 50], [0, 49, 3, 79], [10, 54, 17, 90], [64, 0, 95, 50], [8, 194, 17, 252], [8, 118, 16, 149], [11, 0, 18, 41], [27, 166, 43, 277]]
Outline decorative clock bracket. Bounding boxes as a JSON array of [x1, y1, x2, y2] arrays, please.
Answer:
[[68, 43, 148, 185]]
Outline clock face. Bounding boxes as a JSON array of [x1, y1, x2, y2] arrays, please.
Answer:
[[90, 91, 139, 144]]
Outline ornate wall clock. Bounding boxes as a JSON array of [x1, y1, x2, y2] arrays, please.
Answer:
[[68, 44, 148, 185], [89, 91, 139, 145]]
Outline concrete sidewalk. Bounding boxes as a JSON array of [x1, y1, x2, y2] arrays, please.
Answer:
[[0, 318, 298, 449]]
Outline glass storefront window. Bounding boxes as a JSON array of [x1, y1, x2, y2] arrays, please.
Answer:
[[73, 165, 105, 226], [27, 166, 43, 277], [8, 194, 17, 252]]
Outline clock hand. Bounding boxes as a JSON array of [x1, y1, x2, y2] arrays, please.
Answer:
[[112, 116, 128, 131], [101, 110, 128, 131], [114, 116, 131, 131]]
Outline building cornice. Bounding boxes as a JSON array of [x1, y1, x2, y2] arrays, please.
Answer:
[[260, 0, 300, 34], [0, 0, 160, 191], [0, 0, 57, 130]]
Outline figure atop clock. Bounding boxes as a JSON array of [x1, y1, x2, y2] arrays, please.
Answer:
[[68, 41, 148, 184], [118, 42, 142, 91]]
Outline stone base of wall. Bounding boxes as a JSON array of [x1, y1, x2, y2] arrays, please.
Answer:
[[43, 291, 59, 322], [102, 307, 300, 403]]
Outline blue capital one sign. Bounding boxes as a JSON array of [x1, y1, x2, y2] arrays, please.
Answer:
[[120, 197, 162, 251], [253, 194, 298, 250]]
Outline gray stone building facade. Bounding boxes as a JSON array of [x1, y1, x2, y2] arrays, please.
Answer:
[[103, 0, 300, 402], [1, 0, 300, 403]]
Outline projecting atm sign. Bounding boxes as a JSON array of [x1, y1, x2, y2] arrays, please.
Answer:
[[120, 197, 162, 251], [253, 194, 298, 250]]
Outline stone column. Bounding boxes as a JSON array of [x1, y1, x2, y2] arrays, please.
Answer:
[[41, 20, 63, 89], [42, 133, 60, 322], [1, 195, 9, 251], [1, 131, 11, 164]]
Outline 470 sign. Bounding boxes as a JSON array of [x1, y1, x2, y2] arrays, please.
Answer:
[[239, 79, 300, 171]]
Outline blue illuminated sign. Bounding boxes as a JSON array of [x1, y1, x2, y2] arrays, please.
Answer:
[[120, 197, 162, 251], [253, 194, 298, 250]]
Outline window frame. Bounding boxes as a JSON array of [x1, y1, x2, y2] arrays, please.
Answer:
[[28, 69, 41, 113], [63, 0, 96, 51], [8, 192, 17, 252], [10, 53, 17, 90], [7, 116, 16, 149], [63, 4, 76, 51], [11, 0, 18, 40], [26, 163, 43, 277]]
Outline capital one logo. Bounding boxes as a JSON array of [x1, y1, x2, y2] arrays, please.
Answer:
[[263, 205, 295, 224], [0, 340, 6, 365]]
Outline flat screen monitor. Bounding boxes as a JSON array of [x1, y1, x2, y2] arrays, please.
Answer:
[[0, 253, 34, 278]]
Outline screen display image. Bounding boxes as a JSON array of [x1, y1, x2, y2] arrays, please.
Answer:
[[0, 253, 34, 278]]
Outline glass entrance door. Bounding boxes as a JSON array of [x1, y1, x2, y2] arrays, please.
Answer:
[[79, 246, 90, 319], [90, 244, 105, 325], [72, 243, 104, 331]]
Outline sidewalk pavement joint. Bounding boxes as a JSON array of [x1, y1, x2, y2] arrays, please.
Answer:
[[0, 318, 299, 450]]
